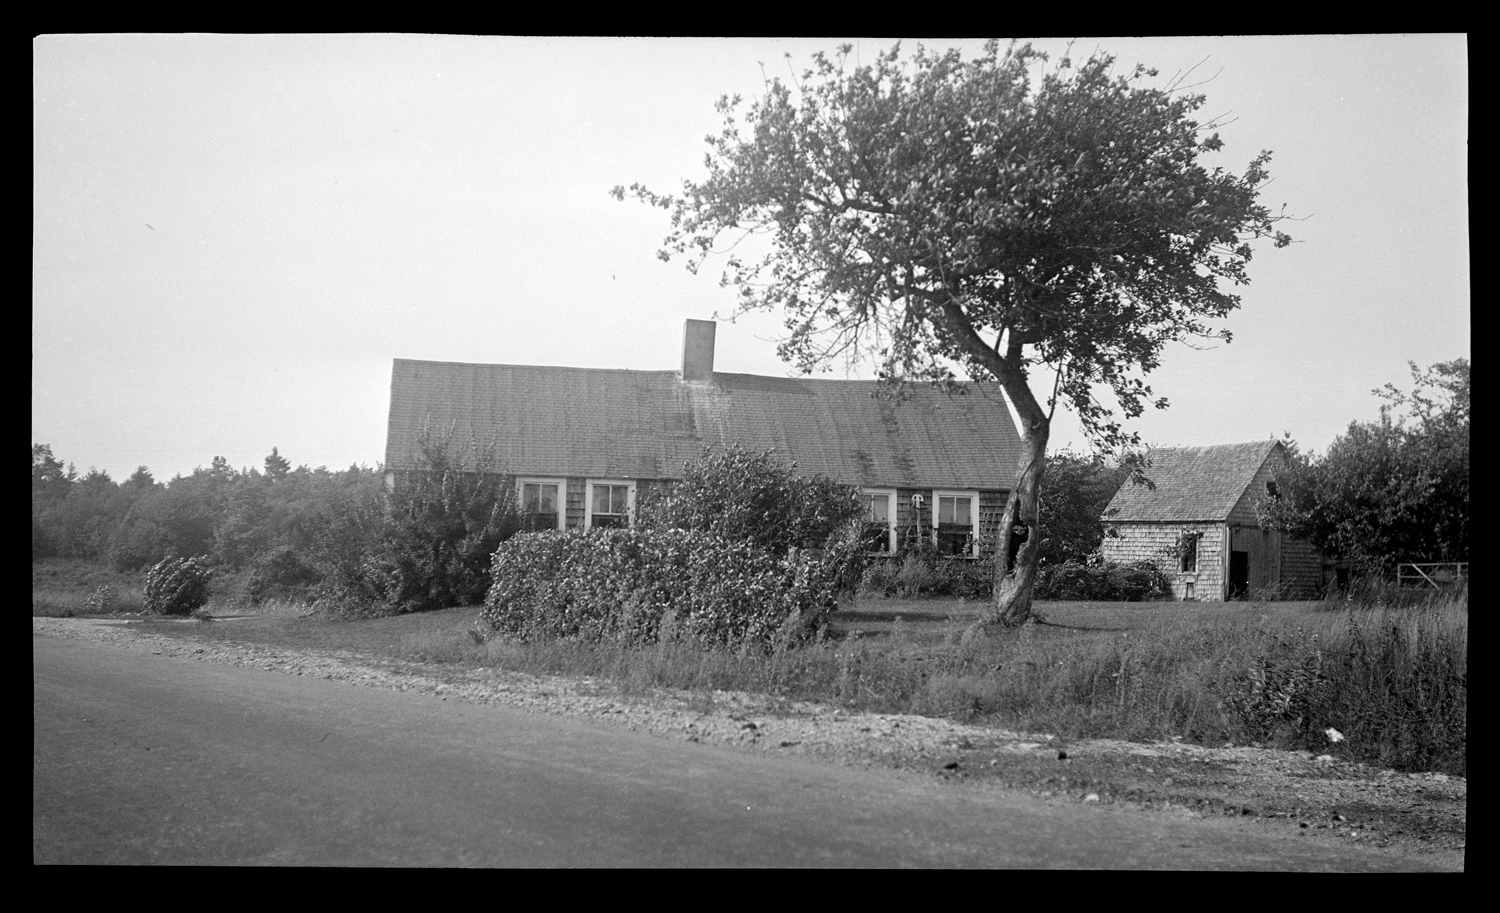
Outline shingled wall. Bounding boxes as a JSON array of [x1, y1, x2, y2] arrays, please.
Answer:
[[1101, 521, 1226, 601]]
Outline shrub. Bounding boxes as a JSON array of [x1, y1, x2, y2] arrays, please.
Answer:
[[482, 528, 851, 650], [143, 556, 212, 616], [863, 552, 996, 599], [1221, 627, 1328, 743], [246, 545, 321, 605], [308, 427, 523, 616], [380, 429, 523, 613], [860, 559, 902, 597], [1034, 559, 1169, 601], [83, 584, 120, 614], [636, 444, 863, 556]]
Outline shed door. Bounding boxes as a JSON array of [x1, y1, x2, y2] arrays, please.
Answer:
[[1229, 551, 1249, 599]]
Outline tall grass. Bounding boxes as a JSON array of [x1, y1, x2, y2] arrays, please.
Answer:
[[32, 558, 145, 616], [467, 593, 1466, 775], [1307, 601, 1466, 774]]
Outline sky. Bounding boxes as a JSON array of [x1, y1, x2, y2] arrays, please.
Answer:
[[33, 34, 1469, 482]]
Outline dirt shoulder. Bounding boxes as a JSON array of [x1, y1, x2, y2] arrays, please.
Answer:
[[33, 616, 1465, 871]]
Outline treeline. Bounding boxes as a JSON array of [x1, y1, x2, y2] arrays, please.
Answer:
[[32, 430, 528, 614], [32, 444, 384, 584]]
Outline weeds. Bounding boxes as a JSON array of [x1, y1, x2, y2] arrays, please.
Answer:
[[469, 593, 1465, 775]]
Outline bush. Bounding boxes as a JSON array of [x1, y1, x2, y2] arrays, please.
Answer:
[[143, 556, 212, 616], [83, 585, 120, 614], [861, 547, 995, 599], [482, 528, 852, 650], [246, 545, 321, 605], [637, 444, 863, 556], [308, 428, 523, 616], [1034, 559, 1169, 601], [1221, 627, 1328, 743], [380, 429, 523, 613]]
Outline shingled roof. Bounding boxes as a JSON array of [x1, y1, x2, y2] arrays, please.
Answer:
[[1103, 440, 1284, 522], [384, 358, 1024, 490]]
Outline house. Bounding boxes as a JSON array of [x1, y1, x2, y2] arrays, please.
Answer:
[[383, 319, 1025, 558], [1098, 440, 1323, 601]]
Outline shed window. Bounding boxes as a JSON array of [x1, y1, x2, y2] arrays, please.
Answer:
[[933, 490, 980, 558], [1180, 533, 1199, 573], [861, 489, 897, 554], [519, 478, 566, 531], [586, 480, 635, 529]]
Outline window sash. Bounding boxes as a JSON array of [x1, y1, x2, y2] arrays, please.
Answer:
[[586, 480, 635, 528], [861, 489, 896, 553], [932, 490, 979, 557], [518, 478, 566, 530]]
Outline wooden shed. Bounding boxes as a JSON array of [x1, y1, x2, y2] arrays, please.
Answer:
[[384, 320, 1026, 559], [1099, 440, 1323, 601]]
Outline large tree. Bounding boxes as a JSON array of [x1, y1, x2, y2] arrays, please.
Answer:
[[616, 41, 1290, 626]]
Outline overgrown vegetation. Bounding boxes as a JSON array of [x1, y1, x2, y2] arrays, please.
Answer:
[[483, 528, 849, 649], [1032, 559, 1170, 601], [33, 427, 524, 619], [483, 446, 865, 650], [859, 552, 1166, 603], [323, 428, 523, 616], [477, 593, 1467, 776]]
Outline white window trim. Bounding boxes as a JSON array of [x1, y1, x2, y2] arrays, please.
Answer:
[[861, 488, 898, 554], [517, 477, 568, 531], [585, 479, 637, 528], [932, 489, 980, 558]]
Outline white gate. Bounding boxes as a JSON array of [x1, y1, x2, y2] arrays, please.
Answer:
[[1397, 562, 1469, 589]]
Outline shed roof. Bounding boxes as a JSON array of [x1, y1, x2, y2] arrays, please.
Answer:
[[1103, 440, 1284, 522], [385, 359, 1024, 490]]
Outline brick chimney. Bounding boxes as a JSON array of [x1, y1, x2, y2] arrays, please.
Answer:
[[681, 319, 716, 384]]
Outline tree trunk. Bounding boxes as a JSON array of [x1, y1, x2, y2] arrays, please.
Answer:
[[987, 417, 1049, 627], [929, 299, 1053, 631]]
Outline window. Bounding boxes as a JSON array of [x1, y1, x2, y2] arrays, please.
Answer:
[[1180, 532, 1198, 573], [860, 489, 897, 554], [518, 478, 566, 531], [586, 480, 635, 529], [933, 490, 979, 558], [1266, 480, 1280, 498]]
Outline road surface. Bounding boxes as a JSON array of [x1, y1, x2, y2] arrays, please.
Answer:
[[34, 635, 1438, 868]]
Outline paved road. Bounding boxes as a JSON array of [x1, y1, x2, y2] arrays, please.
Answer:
[[34, 635, 1436, 868]]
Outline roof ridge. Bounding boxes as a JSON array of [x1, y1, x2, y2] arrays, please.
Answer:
[[392, 357, 1007, 389]]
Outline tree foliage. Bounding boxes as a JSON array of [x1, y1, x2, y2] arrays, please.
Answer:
[[378, 427, 523, 613], [1258, 359, 1469, 570], [1036, 448, 1140, 566], [617, 41, 1289, 624]]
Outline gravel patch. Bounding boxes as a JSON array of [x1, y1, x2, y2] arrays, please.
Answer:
[[32, 616, 1034, 762]]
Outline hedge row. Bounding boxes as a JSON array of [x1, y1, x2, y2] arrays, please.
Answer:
[[481, 528, 851, 649]]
